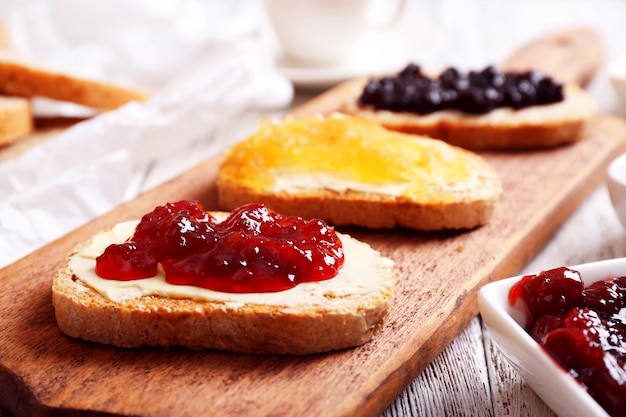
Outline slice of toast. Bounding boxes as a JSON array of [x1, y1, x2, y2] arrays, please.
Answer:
[[216, 114, 502, 231], [0, 54, 150, 110], [52, 212, 394, 355], [340, 79, 598, 150], [0, 95, 33, 146]]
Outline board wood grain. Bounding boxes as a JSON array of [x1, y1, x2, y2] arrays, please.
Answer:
[[1, 103, 626, 417], [500, 27, 603, 87]]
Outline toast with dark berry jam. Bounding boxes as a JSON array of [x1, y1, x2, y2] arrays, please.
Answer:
[[340, 64, 597, 150]]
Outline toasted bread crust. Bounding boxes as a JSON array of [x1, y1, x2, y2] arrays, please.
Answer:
[[0, 95, 32, 146], [0, 57, 150, 110], [52, 233, 394, 355], [340, 82, 597, 150], [217, 181, 498, 231]]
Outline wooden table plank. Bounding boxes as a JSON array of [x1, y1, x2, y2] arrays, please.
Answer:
[[483, 318, 557, 417], [383, 317, 557, 417]]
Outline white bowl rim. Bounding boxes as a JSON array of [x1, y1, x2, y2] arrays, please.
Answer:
[[608, 151, 626, 187], [608, 53, 626, 80]]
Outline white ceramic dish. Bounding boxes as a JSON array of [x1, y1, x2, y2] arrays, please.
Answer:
[[477, 257, 626, 417], [608, 53, 626, 115], [607, 151, 626, 228]]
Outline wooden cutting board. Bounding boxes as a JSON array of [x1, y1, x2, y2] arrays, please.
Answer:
[[1, 28, 622, 417]]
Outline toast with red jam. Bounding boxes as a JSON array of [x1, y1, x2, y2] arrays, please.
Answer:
[[52, 201, 394, 355]]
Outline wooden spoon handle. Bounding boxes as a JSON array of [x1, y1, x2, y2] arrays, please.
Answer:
[[501, 27, 603, 87]]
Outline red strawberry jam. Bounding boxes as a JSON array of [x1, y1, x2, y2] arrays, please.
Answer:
[[509, 267, 626, 417], [95, 201, 344, 293]]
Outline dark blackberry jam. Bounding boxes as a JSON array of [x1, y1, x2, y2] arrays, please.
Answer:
[[358, 63, 564, 115]]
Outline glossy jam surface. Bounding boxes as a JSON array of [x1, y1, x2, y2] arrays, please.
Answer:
[[509, 267, 626, 417], [95, 201, 344, 293], [219, 114, 475, 200], [359, 63, 564, 115]]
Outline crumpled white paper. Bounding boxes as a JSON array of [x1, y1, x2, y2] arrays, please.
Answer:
[[0, 0, 294, 267]]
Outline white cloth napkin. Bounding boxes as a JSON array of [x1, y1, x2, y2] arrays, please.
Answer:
[[0, 0, 294, 267]]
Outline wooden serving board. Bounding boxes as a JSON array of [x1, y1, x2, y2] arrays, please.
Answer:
[[0, 28, 621, 417]]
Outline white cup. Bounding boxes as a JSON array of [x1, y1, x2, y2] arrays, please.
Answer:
[[263, 0, 406, 66]]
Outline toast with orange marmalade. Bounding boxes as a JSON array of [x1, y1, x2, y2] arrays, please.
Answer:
[[216, 113, 502, 231]]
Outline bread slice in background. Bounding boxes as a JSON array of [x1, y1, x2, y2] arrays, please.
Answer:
[[0, 95, 32, 146], [217, 114, 502, 231], [0, 54, 151, 111], [0, 49, 151, 147], [52, 215, 394, 355], [0, 17, 34, 146], [340, 81, 598, 150]]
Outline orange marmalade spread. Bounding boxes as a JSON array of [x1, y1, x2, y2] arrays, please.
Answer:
[[219, 114, 476, 202]]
